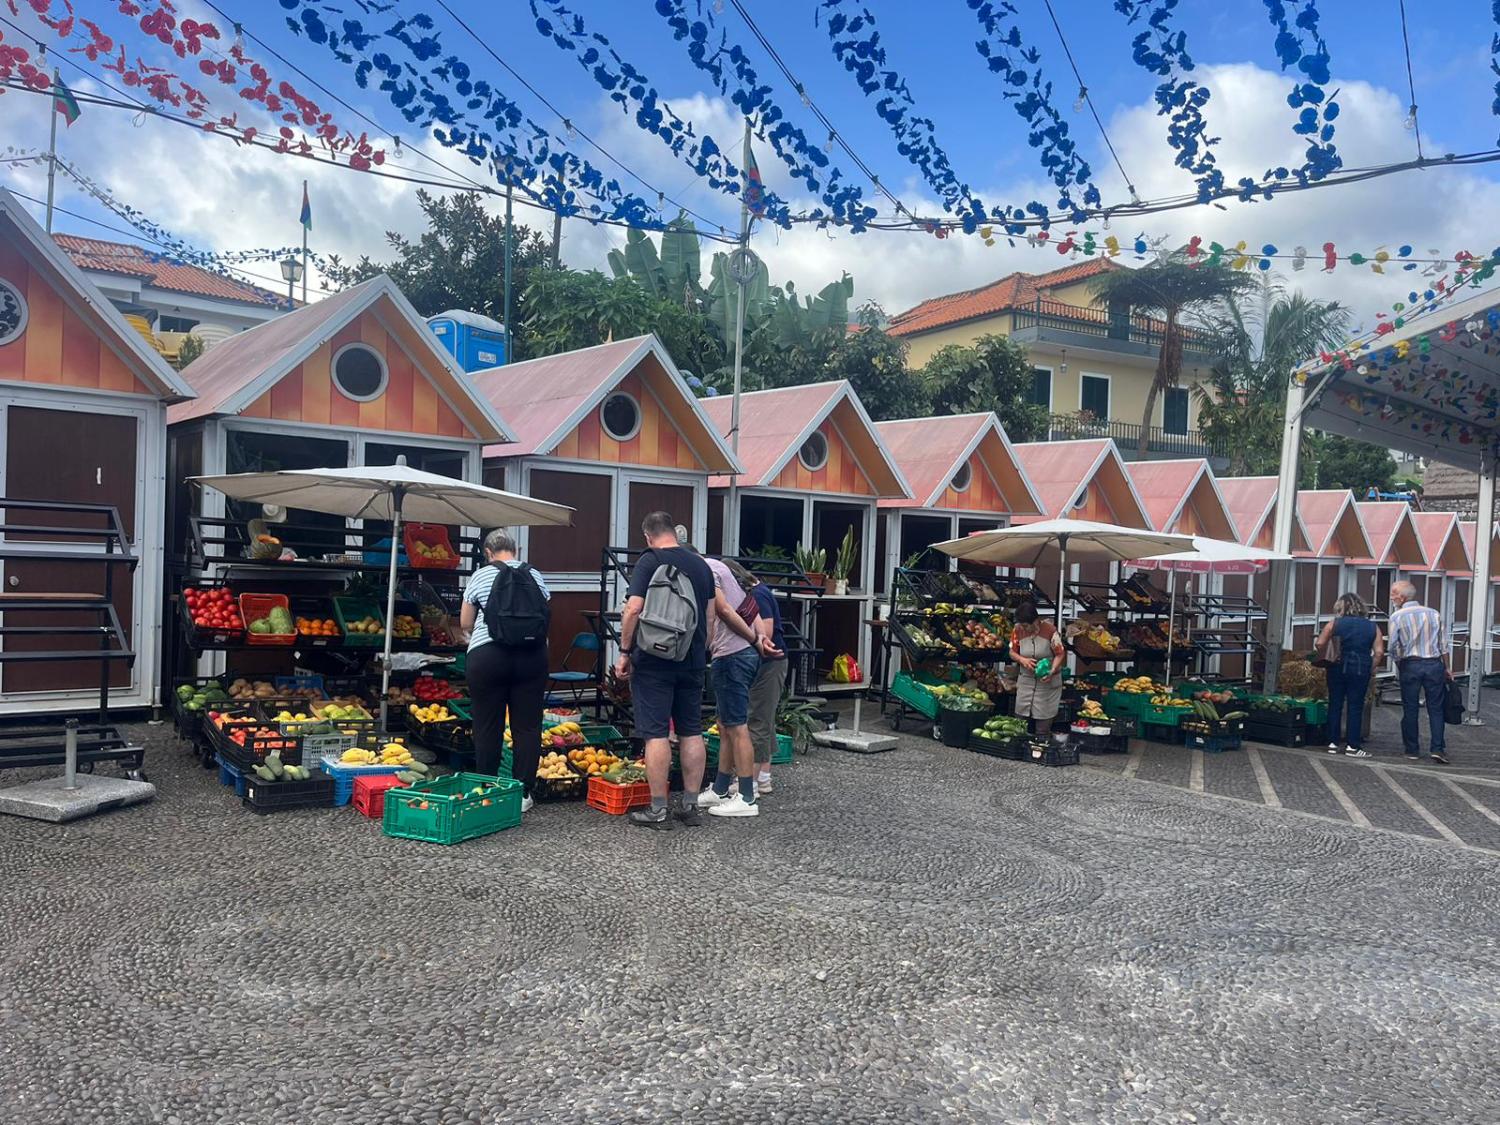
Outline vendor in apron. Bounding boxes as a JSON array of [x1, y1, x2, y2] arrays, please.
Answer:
[[1009, 601, 1065, 734]]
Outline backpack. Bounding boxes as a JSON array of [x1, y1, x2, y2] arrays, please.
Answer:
[[636, 561, 700, 662], [482, 563, 550, 649]]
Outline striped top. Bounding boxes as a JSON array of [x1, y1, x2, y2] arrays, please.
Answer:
[[1387, 601, 1445, 663], [463, 561, 551, 652]]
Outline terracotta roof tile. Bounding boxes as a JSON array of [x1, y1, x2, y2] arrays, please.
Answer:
[[886, 258, 1119, 338], [52, 233, 284, 308]]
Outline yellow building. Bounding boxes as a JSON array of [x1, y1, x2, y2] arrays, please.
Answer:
[[886, 258, 1224, 464]]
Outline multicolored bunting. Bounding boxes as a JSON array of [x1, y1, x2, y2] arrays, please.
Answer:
[[651, 0, 875, 230], [1261, 1, 1341, 184], [967, 0, 1100, 221], [1114, 1, 1223, 202]]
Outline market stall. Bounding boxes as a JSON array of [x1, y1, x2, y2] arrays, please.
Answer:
[[1409, 511, 1473, 673], [1350, 500, 1427, 613], [1214, 475, 1314, 679], [1459, 520, 1500, 675], [701, 381, 911, 686], [1288, 490, 1373, 653]]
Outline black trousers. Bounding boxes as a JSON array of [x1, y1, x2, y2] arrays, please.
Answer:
[[467, 641, 548, 793]]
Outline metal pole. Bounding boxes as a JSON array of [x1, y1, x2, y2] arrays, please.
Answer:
[[44, 71, 59, 234], [301, 179, 309, 305], [503, 169, 514, 364], [1263, 371, 1305, 692], [1055, 536, 1068, 628], [726, 117, 752, 555], [1466, 446, 1494, 723], [551, 209, 562, 269], [378, 488, 403, 735], [63, 718, 79, 791], [1164, 568, 1177, 688]]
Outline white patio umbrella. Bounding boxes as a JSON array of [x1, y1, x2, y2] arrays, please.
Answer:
[[1129, 536, 1292, 682], [192, 459, 574, 728], [932, 518, 1194, 625]]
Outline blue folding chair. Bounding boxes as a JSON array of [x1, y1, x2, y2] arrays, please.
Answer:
[[548, 631, 601, 709]]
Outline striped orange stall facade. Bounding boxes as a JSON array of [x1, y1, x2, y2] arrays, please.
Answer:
[[239, 310, 473, 438], [934, 451, 1007, 512], [771, 419, 875, 495], [551, 371, 700, 470], [0, 242, 150, 395]]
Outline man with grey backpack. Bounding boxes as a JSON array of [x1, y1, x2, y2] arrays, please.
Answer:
[[615, 511, 761, 829]]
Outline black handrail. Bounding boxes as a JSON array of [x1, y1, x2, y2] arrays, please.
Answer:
[[1046, 413, 1227, 459], [1013, 299, 1219, 355]]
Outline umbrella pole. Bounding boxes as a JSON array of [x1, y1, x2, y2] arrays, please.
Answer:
[[1164, 568, 1177, 689], [378, 488, 404, 735], [1055, 535, 1068, 629]]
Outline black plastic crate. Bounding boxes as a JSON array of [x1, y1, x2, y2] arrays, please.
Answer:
[[1069, 729, 1130, 754], [1247, 708, 1305, 731], [1245, 722, 1306, 747], [938, 705, 991, 748], [968, 731, 1025, 760], [1180, 716, 1247, 739], [1140, 721, 1184, 745], [1028, 739, 1080, 767], [1185, 731, 1243, 753], [242, 771, 336, 813]]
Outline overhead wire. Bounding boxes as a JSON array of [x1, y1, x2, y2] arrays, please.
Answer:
[[1396, 0, 1424, 162], [1040, 0, 1138, 200]]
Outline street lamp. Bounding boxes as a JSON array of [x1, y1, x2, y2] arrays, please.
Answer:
[[279, 256, 304, 306]]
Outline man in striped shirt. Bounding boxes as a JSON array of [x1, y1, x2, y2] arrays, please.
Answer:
[[1388, 580, 1450, 764]]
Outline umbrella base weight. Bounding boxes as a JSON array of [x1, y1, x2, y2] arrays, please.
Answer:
[[0, 772, 155, 823]]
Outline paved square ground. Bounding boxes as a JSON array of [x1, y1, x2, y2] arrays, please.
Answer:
[[1, 712, 1497, 1125]]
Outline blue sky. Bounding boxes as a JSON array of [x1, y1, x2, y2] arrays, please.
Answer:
[[2, 1, 1496, 322]]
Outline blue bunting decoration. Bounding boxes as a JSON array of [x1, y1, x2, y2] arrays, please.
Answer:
[[651, 0, 874, 230], [528, 0, 793, 228], [818, 0, 988, 231], [280, 0, 668, 228], [1492, 2, 1500, 143], [1261, 0, 1341, 184], [966, 0, 1100, 225], [1113, 1, 1223, 203]]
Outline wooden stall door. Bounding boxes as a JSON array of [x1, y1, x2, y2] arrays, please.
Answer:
[[527, 469, 611, 574], [626, 481, 694, 549], [3, 406, 139, 691]]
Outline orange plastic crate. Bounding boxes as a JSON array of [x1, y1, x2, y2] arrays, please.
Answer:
[[586, 776, 652, 815], [403, 522, 460, 570], [352, 773, 407, 819], [239, 593, 295, 646]]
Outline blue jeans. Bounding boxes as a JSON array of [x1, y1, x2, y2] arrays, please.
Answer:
[[1326, 665, 1370, 749], [710, 647, 762, 728], [1398, 658, 1447, 757]]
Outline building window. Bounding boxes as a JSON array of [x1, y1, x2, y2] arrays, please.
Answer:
[[1163, 387, 1189, 435], [332, 343, 388, 401], [0, 277, 28, 346], [798, 430, 829, 472], [950, 462, 972, 492], [1030, 367, 1052, 411], [599, 391, 641, 441], [1080, 373, 1110, 420], [159, 314, 200, 334]]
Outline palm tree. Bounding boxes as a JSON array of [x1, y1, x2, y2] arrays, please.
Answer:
[[1089, 256, 1256, 457], [1193, 288, 1352, 475]]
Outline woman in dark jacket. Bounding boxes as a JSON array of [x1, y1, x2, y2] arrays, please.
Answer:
[[1317, 592, 1385, 758]]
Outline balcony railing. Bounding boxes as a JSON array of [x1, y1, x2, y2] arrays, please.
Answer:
[[1047, 413, 1227, 460], [1012, 298, 1219, 357]]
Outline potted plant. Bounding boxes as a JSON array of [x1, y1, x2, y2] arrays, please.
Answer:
[[775, 698, 822, 754], [794, 544, 826, 589], [830, 526, 858, 595]]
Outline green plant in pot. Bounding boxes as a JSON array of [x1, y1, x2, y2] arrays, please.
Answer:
[[830, 527, 858, 594], [775, 699, 821, 752], [794, 544, 827, 589]]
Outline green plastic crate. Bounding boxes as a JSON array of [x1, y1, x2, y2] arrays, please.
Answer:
[[333, 597, 386, 647], [891, 672, 947, 719], [382, 773, 522, 845], [1142, 702, 1193, 726], [705, 731, 794, 767], [1298, 698, 1329, 726], [1103, 690, 1149, 720]]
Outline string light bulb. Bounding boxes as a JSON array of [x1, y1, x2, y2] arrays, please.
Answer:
[[232, 22, 245, 53], [824, 130, 836, 154], [1073, 85, 1087, 113], [714, 0, 725, 11], [1404, 103, 1418, 132], [563, 118, 576, 139]]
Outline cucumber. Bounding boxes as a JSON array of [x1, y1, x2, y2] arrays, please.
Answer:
[[264, 752, 285, 779], [253, 765, 275, 782], [406, 760, 430, 775]]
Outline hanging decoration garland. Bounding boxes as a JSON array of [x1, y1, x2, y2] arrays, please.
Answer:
[[1113, 0, 1223, 203], [282, 1, 668, 227], [817, 0, 987, 229], [651, 0, 875, 230], [1261, 0, 1341, 185], [965, 0, 1100, 224], [527, 0, 790, 227], [1492, 2, 1500, 144]]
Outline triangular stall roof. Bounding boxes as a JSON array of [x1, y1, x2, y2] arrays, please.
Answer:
[[1125, 458, 1237, 539], [1218, 475, 1312, 552], [1352, 501, 1427, 568], [1012, 438, 1153, 529], [0, 188, 194, 402], [168, 275, 509, 442], [702, 381, 909, 498], [1458, 521, 1500, 581], [1409, 511, 1472, 575], [873, 413, 1043, 516], [472, 334, 737, 472], [1295, 490, 1373, 560]]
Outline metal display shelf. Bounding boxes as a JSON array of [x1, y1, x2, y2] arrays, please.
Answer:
[[187, 514, 478, 578]]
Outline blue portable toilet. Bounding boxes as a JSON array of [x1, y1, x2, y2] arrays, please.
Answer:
[[426, 309, 508, 372]]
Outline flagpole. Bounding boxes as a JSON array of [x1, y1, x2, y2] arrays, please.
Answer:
[[300, 179, 309, 304], [503, 163, 514, 364], [45, 70, 60, 234], [727, 116, 751, 555]]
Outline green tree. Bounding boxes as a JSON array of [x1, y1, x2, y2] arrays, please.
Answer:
[[1194, 289, 1353, 475], [818, 303, 927, 420], [323, 190, 551, 352], [1300, 432, 1398, 492], [1089, 257, 1257, 457], [921, 334, 1050, 441]]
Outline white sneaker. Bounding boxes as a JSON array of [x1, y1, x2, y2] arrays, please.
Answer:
[[1327, 743, 1340, 754], [1344, 747, 1372, 758], [696, 786, 729, 807], [521, 794, 534, 813], [707, 793, 760, 818], [756, 774, 773, 795]]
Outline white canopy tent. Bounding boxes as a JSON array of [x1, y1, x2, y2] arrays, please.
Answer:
[[1278, 283, 1500, 719]]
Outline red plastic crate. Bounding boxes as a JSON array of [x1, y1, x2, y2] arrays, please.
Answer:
[[353, 773, 407, 819], [403, 522, 460, 569], [586, 776, 652, 815], [239, 593, 296, 646]]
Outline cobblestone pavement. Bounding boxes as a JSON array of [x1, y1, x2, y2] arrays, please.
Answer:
[[1, 717, 1498, 1125]]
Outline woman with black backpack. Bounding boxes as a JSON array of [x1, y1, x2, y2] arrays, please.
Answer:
[[460, 530, 552, 812]]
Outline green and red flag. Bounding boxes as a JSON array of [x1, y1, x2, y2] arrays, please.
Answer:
[[51, 71, 80, 127], [742, 130, 765, 220]]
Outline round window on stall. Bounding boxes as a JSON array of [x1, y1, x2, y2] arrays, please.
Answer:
[[331, 343, 388, 401], [600, 392, 642, 441], [1072, 486, 1089, 511], [0, 278, 28, 347], [950, 462, 972, 492], [798, 430, 829, 472]]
